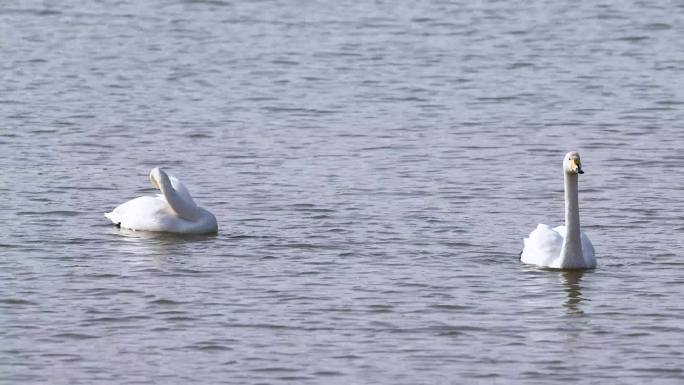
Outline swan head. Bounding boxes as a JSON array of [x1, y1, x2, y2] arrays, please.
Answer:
[[563, 151, 584, 175], [149, 167, 165, 190]]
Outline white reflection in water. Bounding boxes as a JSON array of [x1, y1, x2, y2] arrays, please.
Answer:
[[560, 270, 586, 315], [107, 227, 216, 271]]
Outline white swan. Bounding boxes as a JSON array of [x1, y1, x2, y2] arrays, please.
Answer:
[[105, 168, 218, 234], [521, 151, 595, 269]]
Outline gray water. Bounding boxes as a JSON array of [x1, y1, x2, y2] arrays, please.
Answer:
[[2, 0, 684, 383]]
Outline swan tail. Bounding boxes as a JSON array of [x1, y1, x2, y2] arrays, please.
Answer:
[[104, 211, 121, 226]]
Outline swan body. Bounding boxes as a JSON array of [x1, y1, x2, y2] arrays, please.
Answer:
[[522, 224, 595, 269], [105, 168, 218, 234], [521, 151, 596, 269]]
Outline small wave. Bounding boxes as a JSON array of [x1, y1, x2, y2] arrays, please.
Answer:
[[51, 333, 99, 340], [0, 298, 36, 306], [16, 210, 81, 217]]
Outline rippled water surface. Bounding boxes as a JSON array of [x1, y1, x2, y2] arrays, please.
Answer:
[[2, 1, 684, 383]]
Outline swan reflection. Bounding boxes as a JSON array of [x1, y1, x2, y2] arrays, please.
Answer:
[[108, 226, 216, 270], [560, 270, 585, 314]]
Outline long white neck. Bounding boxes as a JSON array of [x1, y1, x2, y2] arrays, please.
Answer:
[[158, 171, 201, 221], [560, 172, 584, 267]]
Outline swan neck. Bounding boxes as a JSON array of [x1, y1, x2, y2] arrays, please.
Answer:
[[561, 172, 583, 264], [158, 172, 201, 221]]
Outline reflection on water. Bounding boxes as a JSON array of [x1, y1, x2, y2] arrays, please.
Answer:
[[111, 227, 217, 242], [561, 270, 586, 315], [108, 227, 218, 271]]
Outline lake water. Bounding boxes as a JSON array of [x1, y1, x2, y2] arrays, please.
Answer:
[[2, 0, 684, 383]]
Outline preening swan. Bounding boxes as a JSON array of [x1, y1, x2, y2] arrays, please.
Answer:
[[520, 151, 595, 269], [105, 168, 218, 234]]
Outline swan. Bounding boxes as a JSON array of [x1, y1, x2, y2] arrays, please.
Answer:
[[105, 168, 218, 234], [520, 151, 595, 269]]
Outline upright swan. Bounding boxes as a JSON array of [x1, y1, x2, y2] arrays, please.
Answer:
[[105, 168, 218, 234], [520, 151, 595, 269]]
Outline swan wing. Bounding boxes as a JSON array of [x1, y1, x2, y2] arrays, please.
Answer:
[[105, 196, 177, 232], [521, 224, 563, 267], [580, 231, 596, 267]]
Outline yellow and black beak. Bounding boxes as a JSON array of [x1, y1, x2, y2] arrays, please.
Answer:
[[573, 159, 584, 174]]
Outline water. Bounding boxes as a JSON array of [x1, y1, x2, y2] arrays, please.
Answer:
[[2, 0, 684, 383]]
